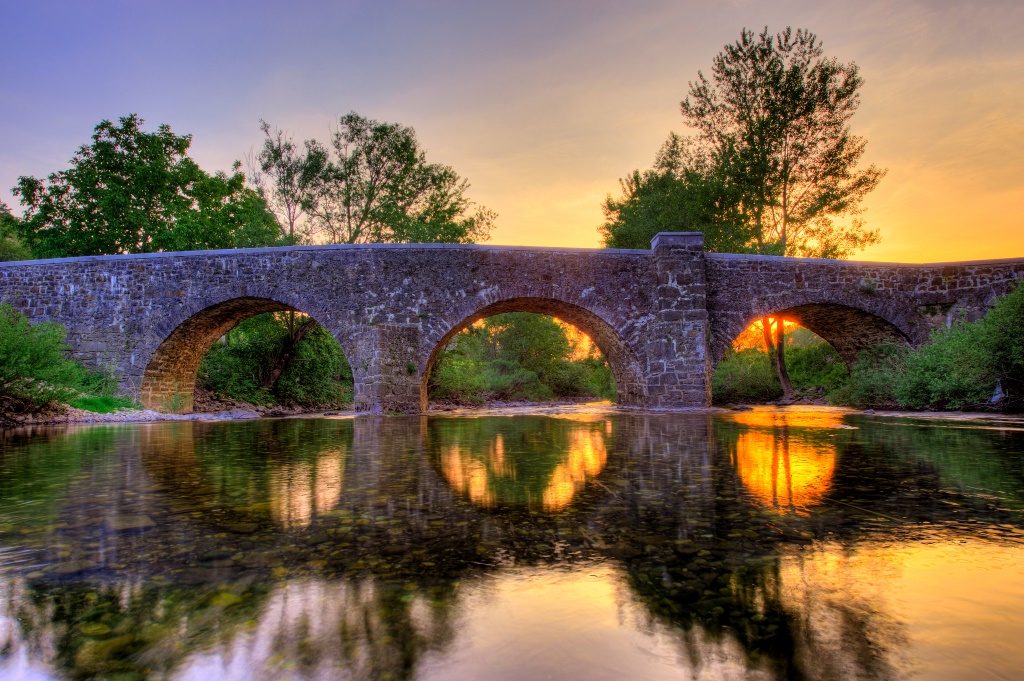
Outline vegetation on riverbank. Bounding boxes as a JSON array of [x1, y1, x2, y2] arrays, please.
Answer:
[[0, 303, 137, 418], [714, 283, 1024, 412], [428, 313, 615, 405]]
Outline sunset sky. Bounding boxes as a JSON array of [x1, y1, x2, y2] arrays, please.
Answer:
[[2, 0, 1021, 263]]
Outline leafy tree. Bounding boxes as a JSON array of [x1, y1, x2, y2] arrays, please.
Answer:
[[13, 114, 280, 258], [606, 27, 886, 399], [0, 202, 31, 261], [257, 112, 495, 245], [682, 26, 885, 258], [601, 135, 751, 251], [249, 120, 328, 245]]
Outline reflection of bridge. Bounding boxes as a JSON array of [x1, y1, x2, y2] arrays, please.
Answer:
[[1, 233, 1021, 412]]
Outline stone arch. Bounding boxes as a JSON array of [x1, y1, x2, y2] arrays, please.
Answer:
[[713, 302, 913, 369], [139, 296, 348, 413], [419, 296, 647, 410]]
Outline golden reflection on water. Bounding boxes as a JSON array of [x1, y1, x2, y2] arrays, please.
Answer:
[[730, 408, 851, 431], [726, 410, 842, 514], [271, 448, 346, 529], [542, 428, 608, 511], [733, 431, 836, 514], [440, 424, 609, 511], [777, 538, 1024, 681]]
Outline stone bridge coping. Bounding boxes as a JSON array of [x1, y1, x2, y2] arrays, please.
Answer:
[[705, 252, 1024, 268], [0, 242, 656, 267], [3, 240, 1022, 269]]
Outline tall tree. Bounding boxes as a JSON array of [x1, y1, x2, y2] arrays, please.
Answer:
[[257, 112, 495, 246], [13, 115, 280, 258], [603, 27, 885, 399], [682, 26, 886, 259]]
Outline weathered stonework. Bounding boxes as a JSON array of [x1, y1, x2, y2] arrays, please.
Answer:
[[1, 235, 1022, 413]]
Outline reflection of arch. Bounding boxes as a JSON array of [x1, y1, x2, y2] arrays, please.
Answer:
[[420, 297, 647, 410], [715, 303, 912, 368]]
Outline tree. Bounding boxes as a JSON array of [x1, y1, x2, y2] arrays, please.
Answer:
[[249, 120, 328, 245], [13, 114, 280, 258], [257, 112, 495, 245], [601, 134, 752, 251], [682, 26, 885, 259], [0, 202, 31, 261], [603, 27, 886, 400]]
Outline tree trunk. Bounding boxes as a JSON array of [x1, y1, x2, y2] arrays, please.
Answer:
[[761, 316, 775, 356], [773, 317, 795, 401], [262, 318, 317, 389]]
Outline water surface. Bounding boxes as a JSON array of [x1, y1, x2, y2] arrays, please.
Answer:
[[1, 409, 1023, 680]]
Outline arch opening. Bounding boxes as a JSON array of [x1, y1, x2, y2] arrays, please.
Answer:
[[711, 303, 912, 404], [420, 298, 646, 411], [140, 297, 350, 413]]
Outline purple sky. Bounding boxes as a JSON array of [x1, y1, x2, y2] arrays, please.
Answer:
[[2, 0, 1022, 261]]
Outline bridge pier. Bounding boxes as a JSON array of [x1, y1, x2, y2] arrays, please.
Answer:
[[646, 233, 712, 408], [350, 324, 422, 414]]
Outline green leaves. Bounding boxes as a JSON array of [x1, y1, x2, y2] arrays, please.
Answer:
[[257, 112, 495, 245], [681, 27, 885, 258], [12, 114, 280, 258], [604, 27, 884, 260], [0, 304, 87, 410]]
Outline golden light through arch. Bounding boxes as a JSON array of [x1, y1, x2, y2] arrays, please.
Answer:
[[439, 424, 609, 511]]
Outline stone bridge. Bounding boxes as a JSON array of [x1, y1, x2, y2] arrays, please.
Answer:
[[1, 233, 1021, 413]]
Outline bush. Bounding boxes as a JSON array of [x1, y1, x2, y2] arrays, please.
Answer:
[[829, 283, 1024, 411], [712, 347, 781, 404], [426, 313, 618, 404], [0, 304, 87, 410], [826, 341, 906, 408], [198, 312, 353, 408]]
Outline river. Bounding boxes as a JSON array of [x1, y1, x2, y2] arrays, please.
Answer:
[[1, 407, 1023, 680]]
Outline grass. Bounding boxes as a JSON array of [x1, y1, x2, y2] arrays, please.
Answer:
[[68, 395, 140, 413]]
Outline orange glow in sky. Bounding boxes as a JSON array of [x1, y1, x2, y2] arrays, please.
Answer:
[[2, 3, 1021, 263]]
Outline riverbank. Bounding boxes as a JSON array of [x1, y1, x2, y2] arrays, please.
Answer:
[[4, 400, 1024, 430]]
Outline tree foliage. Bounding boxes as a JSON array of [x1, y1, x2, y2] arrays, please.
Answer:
[[428, 313, 615, 403], [199, 312, 352, 408], [0, 202, 31, 261], [13, 114, 280, 258], [0, 304, 87, 410], [601, 135, 752, 251], [603, 27, 885, 259], [255, 112, 495, 245]]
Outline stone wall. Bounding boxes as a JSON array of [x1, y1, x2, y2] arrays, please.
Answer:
[[2, 237, 1022, 412]]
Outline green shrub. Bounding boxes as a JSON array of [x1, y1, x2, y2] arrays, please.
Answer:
[[826, 341, 906, 408], [0, 304, 87, 410], [896, 322, 995, 409], [712, 347, 781, 404], [979, 283, 1024, 410], [198, 312, 353, 408], [273, 325, 352, 407], [828, 284, 1024, 411], [786, 339, 848, 394]]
